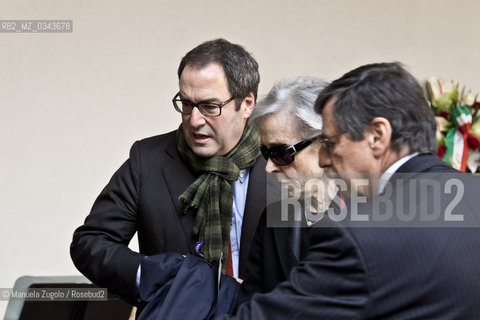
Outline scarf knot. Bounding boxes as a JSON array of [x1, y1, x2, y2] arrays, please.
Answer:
[[176, 125, 261, 268]]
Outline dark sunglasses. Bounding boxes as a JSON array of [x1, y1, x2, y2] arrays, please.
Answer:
[[261, 137, 318, 166]]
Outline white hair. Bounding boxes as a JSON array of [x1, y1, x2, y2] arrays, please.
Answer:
[[249, 75, 328, 139]]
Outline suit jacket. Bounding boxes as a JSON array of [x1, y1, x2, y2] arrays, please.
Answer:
[[224, 154, 480, 319], [235, 199, 336, 309], [70, 130, 267, 305], [235, 209, 299, 308]]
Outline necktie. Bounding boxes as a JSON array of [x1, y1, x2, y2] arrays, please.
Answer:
[[226, 241, 233, 277]]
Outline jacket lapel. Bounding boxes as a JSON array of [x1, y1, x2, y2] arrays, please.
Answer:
[[162, 141, 197, 252], [239, 157, 268, 276], [272, 226, 299, 277]]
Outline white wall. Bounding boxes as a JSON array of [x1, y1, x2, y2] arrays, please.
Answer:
[[1, 0, 479, 315]]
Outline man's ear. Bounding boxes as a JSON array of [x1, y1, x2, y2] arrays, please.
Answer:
[[241, 92, 255, 119], [367, 117, 392, 157]]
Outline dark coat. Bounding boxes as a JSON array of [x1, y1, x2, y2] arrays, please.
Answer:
[[223, 154, 480, 319], [70, 130, 267, 305], [236, 198, 340, 309]]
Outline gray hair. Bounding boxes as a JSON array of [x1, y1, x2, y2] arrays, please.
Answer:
[[249, 76, 328, 139], [315, 62, 437, 154]]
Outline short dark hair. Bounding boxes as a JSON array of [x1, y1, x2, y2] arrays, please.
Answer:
[[177, 39, 260, 110], [315, 62, 437, 154]]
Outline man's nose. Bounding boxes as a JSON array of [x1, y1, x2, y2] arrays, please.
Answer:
[[318, 146, 332, 168], [265, 158, 280, 173], [188, 107, 206, 128]]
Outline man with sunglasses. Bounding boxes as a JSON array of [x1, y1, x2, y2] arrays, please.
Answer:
[[70, 39, 268, 312], [235, 76, 338, 309]]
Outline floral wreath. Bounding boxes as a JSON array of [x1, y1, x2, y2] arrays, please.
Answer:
[[426, 77, 480, 174]]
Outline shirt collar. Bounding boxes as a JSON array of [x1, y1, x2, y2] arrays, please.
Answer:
[[378, 153, 418, 194], [237, 169, 248, 183]]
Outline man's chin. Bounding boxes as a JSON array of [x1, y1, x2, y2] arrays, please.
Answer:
[[191, 147, 216, 158], [187, 142, 221, 158]]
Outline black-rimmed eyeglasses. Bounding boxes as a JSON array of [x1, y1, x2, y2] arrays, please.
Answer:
[[317, 132, 344, 152], [172, 93, 235, 117], [261, 137, 318, 166]]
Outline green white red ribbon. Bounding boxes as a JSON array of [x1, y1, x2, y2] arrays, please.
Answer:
[[443, 106, 480, 171]]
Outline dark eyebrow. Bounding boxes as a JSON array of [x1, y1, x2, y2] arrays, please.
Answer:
[[199, 99, 222, 104], [178, 93, 222, 104]]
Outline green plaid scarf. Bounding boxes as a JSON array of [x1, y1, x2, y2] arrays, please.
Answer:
[[176, 125, 261, 268]]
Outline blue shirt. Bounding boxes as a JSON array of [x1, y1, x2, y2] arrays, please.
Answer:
[[230, 168, 250, 278]]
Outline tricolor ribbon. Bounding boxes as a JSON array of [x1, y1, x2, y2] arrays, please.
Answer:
[[443, 106, 480, 171]]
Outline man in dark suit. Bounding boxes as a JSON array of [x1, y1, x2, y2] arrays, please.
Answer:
[[70, 39, 267, 308], [223, 63, 480, 319]]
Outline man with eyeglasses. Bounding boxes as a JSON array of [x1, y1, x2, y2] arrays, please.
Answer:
[[70, 39, 268, 312], [222, 63, 480, 319]]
